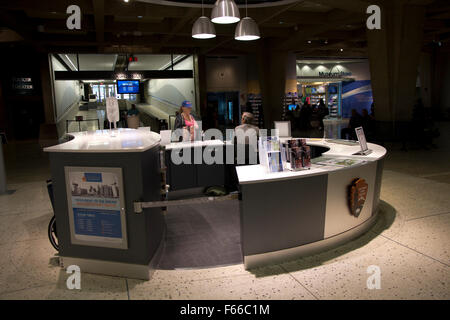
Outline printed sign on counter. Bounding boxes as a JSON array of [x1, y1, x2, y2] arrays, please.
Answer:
[[65, 167, 128, 249]]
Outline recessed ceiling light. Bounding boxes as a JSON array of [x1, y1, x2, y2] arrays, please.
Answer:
[[340, 48, 344, 52], [307, 40, 312, 44], [124, 0, 129, 3]]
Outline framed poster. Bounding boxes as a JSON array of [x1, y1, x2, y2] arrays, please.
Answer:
[[64, 166, 128, 249]]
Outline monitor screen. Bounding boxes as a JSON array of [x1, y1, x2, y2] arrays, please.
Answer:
[[117, 80, 140, 94], [288, 104, 297, 111]]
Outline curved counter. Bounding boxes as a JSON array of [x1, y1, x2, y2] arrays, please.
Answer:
[[44, 128, 161, 153], [236, 138, 386, 269]]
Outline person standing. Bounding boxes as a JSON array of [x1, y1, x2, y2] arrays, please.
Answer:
[[317, 99, 329, 131]]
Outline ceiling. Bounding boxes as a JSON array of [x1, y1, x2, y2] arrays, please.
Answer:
[[0, 0, 449, 57]]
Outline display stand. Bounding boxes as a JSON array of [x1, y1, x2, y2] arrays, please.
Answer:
[[353, 126, 372, 155], [258, 136, 285, 173]]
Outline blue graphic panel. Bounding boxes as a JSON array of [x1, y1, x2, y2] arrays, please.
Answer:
[[342, 80, 373, 118], [73, 208, 122, 238]]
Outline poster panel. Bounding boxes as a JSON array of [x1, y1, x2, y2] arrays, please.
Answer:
[[64, 166, 128, 249]]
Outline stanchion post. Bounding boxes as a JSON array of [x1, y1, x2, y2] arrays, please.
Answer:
[[0, 142, 7, 194]]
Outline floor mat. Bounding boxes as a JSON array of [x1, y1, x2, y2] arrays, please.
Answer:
[[158, 199, 242, 269]]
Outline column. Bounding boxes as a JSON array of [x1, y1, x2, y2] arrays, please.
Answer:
[[367, 0, 426, 140]]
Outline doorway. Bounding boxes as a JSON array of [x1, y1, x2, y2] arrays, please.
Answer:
[[206, 91, 240, 131]]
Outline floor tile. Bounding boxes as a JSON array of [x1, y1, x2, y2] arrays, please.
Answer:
[[385, 213, 450, 265], [128, 265, 315, 300], [281, 240, 449, 300], [380, 170, 450, 220], [0, 273, 128, 300]]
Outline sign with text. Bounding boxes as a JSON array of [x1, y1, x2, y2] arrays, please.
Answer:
[[65, 167, 127, 249], [355, 126, 369, 153]]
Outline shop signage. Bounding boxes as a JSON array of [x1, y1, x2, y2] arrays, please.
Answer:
[[11, 77, 34, 95], [64, 166, 128, 249], [348, 178, 368, 217], [319, 71, 352, 78]]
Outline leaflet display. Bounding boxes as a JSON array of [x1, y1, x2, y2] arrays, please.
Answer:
[[64, 166, 128, 249], [354, 126, 372, 155]]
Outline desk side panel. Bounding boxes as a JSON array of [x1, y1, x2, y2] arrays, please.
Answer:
[[240, 174, 328, 256]]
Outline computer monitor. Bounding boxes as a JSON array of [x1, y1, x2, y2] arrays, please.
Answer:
[[288, 104, 297, 111], [117, 80, 140, 94], [274, 121, 291, 138]]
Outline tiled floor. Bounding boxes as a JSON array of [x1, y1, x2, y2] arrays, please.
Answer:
[[0, 123, 449, 300]]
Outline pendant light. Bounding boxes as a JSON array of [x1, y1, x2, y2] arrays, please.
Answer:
[[235, 0, 260, 41], [211, 0, 240, 24], [192, 0, 216, 39]]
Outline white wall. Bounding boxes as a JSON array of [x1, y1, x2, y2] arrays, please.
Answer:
[[146, 55, 196, 115], [51, 56, 80, 120]]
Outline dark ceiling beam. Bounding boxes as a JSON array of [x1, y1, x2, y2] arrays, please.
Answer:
[[52, 53, 72, 71], [275, 9, 366, 51], [312, 0, 371, 13], [157, 7, 200, 50], [92, 0, 104, 51], [54, 69, 193, 80]]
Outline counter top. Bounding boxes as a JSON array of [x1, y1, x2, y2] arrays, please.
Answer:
[[44, 129, 161, 153], [237, 138, 386, 184], [165, 139, 225, 150]]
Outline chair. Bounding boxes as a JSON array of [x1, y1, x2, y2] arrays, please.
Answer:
[[127, 115, 140, 129]]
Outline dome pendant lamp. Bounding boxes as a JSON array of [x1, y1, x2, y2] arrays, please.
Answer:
[[192, 1, 216, 39], [211, 0, 240, 24], [235, 0, 260, 41]]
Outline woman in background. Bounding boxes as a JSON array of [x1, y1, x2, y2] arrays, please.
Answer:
[[174, 100, 198, 141]]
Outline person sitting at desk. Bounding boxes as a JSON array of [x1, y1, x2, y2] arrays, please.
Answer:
[[235, 112, 259, 144], [127, 104, 140, 116], [174, 100, 198, 141]]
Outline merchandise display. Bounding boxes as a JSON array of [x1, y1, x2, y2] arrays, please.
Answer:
[[247, 93, 264, 127], [281, 92, 299, 120], [285, 139, 311, 170], [298, 82, 342, 118]]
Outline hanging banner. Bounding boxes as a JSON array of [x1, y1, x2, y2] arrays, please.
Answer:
[[65, 167, 127, 249]]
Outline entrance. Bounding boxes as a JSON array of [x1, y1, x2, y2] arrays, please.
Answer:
[[206, 92, 240, 130]]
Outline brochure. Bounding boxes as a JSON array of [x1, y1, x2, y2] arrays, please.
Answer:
[[314, 157, 365, 167], [286, 139, 311, 170], [267, 151, 283, 172]]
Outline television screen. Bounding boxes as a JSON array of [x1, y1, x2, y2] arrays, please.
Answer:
[[288, 104, 297, 111], [117, 80, 140, 94]]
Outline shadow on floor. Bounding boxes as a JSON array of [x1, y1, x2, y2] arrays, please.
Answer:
[[246, 200, 398, 277], [156, 196, 397, 276]]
